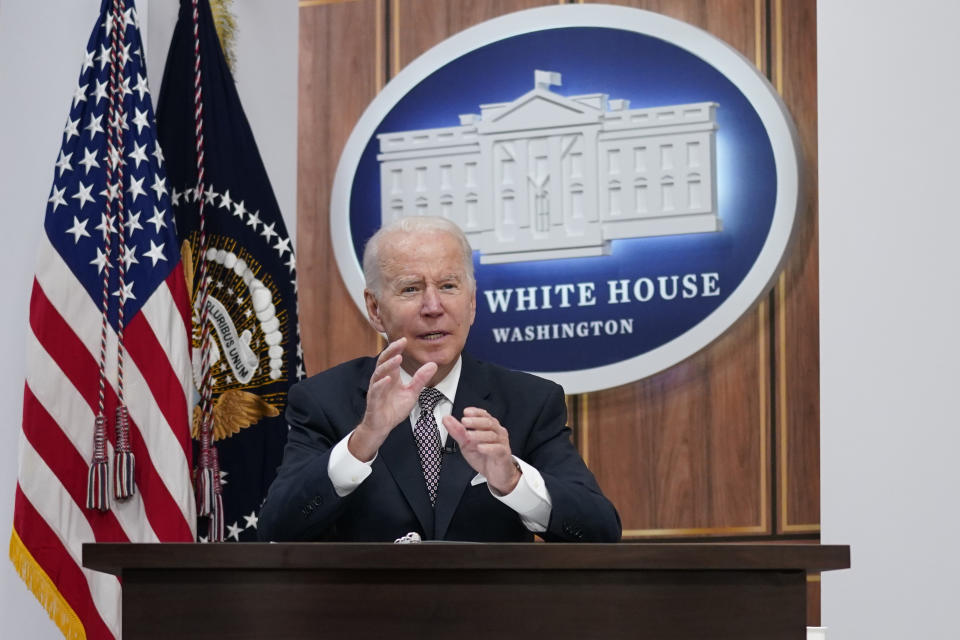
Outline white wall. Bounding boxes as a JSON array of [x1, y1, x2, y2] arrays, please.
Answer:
[[144, 1, 298, 245], [819, 1, 960, 638], [6, 0, 959, 638], [0, 1, 296, 637]]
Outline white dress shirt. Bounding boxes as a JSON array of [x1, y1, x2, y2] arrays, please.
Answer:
[[327, 356, 553, 532]]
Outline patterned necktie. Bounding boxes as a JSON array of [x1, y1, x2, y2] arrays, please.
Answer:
[[414, 387, 445, 507]]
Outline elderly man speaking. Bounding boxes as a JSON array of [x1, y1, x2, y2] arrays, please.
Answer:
[[258, 216, 620, 542]]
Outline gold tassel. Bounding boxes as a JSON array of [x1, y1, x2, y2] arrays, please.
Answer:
[[209, 0, 238, 73], [9, 529, 87, 639]]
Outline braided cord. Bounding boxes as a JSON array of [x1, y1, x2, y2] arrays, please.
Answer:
[[87, 0, 125, 512], [190, 0, 224, 540], [108, 0, 135, 500]]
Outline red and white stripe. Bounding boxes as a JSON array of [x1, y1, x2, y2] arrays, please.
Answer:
[[13, 231, 196, 639]]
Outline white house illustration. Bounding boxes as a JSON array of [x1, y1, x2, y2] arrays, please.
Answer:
[[377, 70, 720, 264]]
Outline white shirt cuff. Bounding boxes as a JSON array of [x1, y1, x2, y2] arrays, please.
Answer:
[[487, 457, 552, 532], [327, 430, 375, 497]]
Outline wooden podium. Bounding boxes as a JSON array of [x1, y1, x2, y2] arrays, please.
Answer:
[[83, 542, 849, 639]]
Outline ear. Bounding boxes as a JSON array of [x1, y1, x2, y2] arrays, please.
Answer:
[[468, 287, 477, 327], [364, 288, 386, 333]]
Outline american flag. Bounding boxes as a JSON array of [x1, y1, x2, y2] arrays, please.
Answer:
[[9, 1, 196, 638]]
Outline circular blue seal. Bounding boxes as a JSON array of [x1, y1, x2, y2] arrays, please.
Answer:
[[331, 6, 800, 393]]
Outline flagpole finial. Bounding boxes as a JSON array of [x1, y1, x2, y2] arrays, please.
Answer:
[[209, 0, 238, 72]]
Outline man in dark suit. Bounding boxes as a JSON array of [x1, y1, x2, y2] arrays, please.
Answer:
[[258, 217, 620, 542]]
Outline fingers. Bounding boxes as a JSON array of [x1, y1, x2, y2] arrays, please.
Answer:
[[474, 443, 513, 456], [370, 354, 401, 385], [442, 415, 467, 445], [408, 361, 439, 391], [373, 339, 440, 393], [371, 339, 406, 383], [443, 411, 507, 445], [367, 372, 394, 395], [460, 430, 502, 447], [444, 412, 515, 489], [459, 408, 504, 434], [377, 337, 406, 364]]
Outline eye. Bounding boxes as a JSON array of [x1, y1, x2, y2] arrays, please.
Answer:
[[438, 279, 462, 292], [397, 280, 425, 295]]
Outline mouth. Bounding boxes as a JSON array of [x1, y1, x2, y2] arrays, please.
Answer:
[[418, 331, 449, 341]]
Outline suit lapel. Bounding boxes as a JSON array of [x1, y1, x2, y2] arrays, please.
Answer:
[[356, 361, 434, 537], [434, 355, 494, 540], [378, 418, 435, 537]]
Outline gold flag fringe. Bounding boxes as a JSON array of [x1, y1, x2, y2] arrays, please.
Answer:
[[9, 529, 87, 640], [210, 0, 238, 73]]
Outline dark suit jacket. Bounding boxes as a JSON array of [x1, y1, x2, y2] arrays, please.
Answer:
[[258, 353, 621, 542]]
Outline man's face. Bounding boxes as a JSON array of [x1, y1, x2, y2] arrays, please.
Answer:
[[365, 230, 476, 385]]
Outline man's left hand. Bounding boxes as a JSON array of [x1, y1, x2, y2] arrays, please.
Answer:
[[443, 408, 521, 495]]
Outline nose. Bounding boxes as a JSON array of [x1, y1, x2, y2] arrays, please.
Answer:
[[421, 285, 443, 316]]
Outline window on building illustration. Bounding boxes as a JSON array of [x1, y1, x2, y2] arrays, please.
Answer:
[[687, 173, 702, 210], [391, 169, 403, 194], [500, 157, 515, 186], [440, 195, 454, 220], [607, 148, 621, 175], [660, 144, 674, 171], [390, 198, 403, 218], [569, 152, 583, 179], [415, 166, 427, 192], [465, 193, 478, 228], [608, 179, 622, 216], [440, 164, 453, 191], [661, 175, 675, 212], [501, 189, 516, 225], [634, 177, 648, 214], [415, 196, 428, 214], [686, 141, 701, 169], [633, 146, 647, 173], [570, 183, 584, 220], [465, 163, 478, 188]]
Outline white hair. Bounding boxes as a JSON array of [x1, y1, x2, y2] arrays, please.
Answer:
[[362, 216, 475, 295]]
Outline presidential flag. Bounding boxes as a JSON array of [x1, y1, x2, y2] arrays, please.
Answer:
[[157, 0, 303, 542], [9, 1, 196, 638]]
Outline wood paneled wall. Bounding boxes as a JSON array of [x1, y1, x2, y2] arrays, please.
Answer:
[[297, 0, 819, 618]]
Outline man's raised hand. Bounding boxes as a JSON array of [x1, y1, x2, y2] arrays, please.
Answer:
[[443, 407, 521, 495], [348, 338, 437, 461]]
